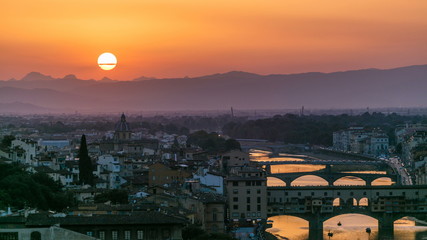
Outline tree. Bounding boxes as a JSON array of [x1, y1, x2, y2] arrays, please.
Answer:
[[0, 135, 15, 150], [78, 135, 94, 185], [94, 189, 128, 204], [0, 163, 74, 211], [225, 139, 241, 151]]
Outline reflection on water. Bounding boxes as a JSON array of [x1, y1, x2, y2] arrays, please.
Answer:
[[251, 150, 427, 239], [250, 150, 394, 186], [267, 215, 427, 240]]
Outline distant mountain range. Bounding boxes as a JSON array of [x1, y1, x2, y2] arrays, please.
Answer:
[[1, 65, 426, 113]]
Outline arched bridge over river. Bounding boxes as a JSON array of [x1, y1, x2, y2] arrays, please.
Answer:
[[267, 185, 427, 240]]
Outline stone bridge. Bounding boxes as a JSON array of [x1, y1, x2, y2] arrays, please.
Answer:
[[267, 185, 427, 240], [267, 171, 399, 186]]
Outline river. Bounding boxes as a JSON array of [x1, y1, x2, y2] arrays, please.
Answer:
[[250, 150, 427, 240]]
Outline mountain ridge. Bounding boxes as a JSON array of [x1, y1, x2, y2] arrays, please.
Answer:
[[1, 64, 426, 112]]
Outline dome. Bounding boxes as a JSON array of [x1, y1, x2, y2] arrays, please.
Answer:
[[115, 113, 131, 132]]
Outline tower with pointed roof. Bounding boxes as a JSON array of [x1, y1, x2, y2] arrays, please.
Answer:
[[114, 113, 132, 141]]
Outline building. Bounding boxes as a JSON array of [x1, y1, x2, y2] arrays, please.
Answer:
[[415, 157, 427, 185], [225, 167, 267, 222], [95, 154, 127, 189], [192, 168, 224, 194], [333, 127, 389, 157], [401, 130, 427, 170], [148, 163, 191, 187], [10, 139, 37, 165], [221, 150, 250, 172], [114, 113, 132, 141], [0, 226, 96, 240], [1, 213, 186, 240]]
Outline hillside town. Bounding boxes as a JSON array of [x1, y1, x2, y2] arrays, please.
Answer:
[[1, 113, 427, 240], [0, 114, 270, 240]]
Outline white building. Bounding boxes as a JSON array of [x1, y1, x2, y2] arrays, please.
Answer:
[[193, 168, 224, 194], [11, 139, 37, 165], [333, 127, 389, 157], [95, 155, 127, 189]]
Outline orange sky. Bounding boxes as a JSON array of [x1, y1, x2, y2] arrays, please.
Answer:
[[1, 0, 426, 80]]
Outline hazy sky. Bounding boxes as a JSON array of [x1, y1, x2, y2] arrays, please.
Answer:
[[1, 0, 426, 80]]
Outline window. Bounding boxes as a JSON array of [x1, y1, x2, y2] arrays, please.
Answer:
[[257, 205, 261, 211], [257, 197, 261, 203], [99, 231, 106, 240], [213, 208, 218, 221], [247, 197, 250, 203], [324, 192, 328, 196], [149, 229, 157, 239], [257, 189, 261, 194], [233, 189, 238, 194], [112, 231, 118, 240], [162, 229, 171, 238], [247, 189, 251, 194], [86, 231, 93, 237], [137, 230, 143, 240], [233, 197, 238, 202], [30, 231, 41, 240], [298, 192, 301, 196], [233, 181, 238, 186], [247, 205, 250, 211], [124, 230, 131, 240], [233, 205, 238, 210]]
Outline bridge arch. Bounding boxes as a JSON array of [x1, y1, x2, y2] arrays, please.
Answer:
[[359, 197, 369, 206], [291, 175, 329, 186], [333, 176, 366, 186], [333, 198, 344, 206], [266, 215, 309, 240], [371, 177, 394, 186], [324, 213, 378, 231], [267, 177, 286, 187], [344, 198, 358, 207]]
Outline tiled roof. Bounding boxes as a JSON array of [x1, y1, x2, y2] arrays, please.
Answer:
[[26, 212, 187, 226]]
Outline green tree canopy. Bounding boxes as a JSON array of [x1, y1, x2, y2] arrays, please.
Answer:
[[1, 135, 15, 150], [78, 135, 94, 185], [0, 163, 74, 211], [187, 130, 240, 153], [94, 189, 128, 204]]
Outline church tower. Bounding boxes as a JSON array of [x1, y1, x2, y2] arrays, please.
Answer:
[[114, 113, 132, 141]]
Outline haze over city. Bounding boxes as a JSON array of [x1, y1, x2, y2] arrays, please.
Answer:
[[2, 1, 427, 240]]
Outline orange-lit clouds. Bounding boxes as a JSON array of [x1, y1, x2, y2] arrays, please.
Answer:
[[1, 0, 426, 80]]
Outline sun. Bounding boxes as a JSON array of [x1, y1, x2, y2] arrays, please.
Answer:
[[98, 53, 117, 70]]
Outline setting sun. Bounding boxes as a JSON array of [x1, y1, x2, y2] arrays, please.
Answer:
[[97, 53, 117, 71]]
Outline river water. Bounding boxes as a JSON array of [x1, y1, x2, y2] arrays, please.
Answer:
[[251, 150, 427, 240]]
